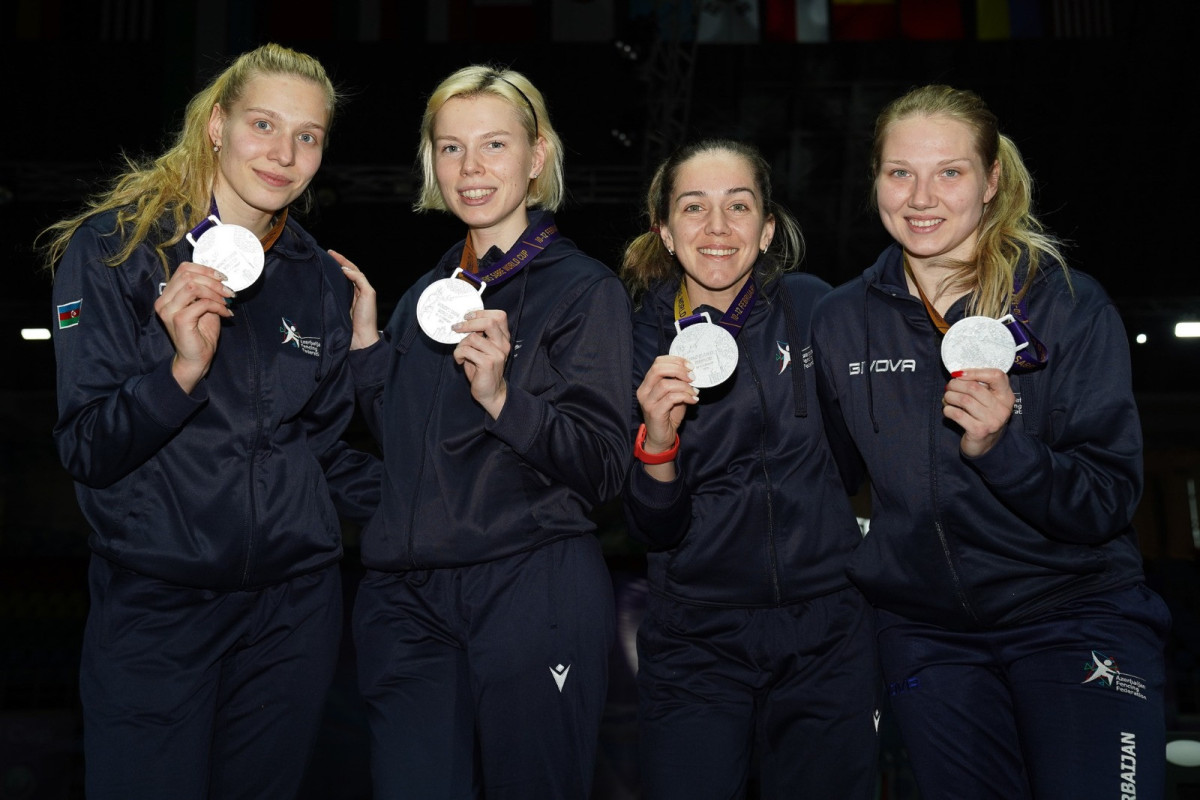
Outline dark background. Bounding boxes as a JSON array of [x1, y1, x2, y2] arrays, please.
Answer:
[[2, 1, 1197, 798]]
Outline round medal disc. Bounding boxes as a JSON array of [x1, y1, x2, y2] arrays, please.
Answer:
[[416, 277, 485, 344], [190, 224, 265, 292], [669, 322, 739, 388], [941, 315, 1018, 373]]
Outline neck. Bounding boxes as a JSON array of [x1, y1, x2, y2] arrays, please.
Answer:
[[469, 212, 531, 257], [211, 184, 273, 238], [904, 255, 970, 316], [685, 273, 749, 312]]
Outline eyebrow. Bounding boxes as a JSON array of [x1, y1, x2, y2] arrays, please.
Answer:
[[245, 106, 327, 131], [675, 186, 758, 202], [435, 129, 514, 142]]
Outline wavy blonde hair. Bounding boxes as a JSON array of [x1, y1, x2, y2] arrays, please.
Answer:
[[414, 65, 564, 214], [40, 43, 338, 277], [871, 85, 1068, 316]]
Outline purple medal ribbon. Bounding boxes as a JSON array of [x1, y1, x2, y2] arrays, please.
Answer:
[[1003, 275, 1048, 373], [674, 275, 759, 338], [186, 198, 222, 242], [457, 213, 561, 291]]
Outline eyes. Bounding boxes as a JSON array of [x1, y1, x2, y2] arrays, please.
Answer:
[[887, 167, 964, 179], [250, 118, 322, 146], [680, 200, 755, 215], [438, 139, 508, 155]]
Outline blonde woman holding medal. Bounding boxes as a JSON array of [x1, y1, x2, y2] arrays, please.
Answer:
[[619, 139, 879, 799], [41, 43, 379, 799], [811, 85, 1169, 799], [336, 65, 630, 799]]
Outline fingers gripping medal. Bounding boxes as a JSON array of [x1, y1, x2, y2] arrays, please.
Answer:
[[186, 215, 264, 292], [941, 314, 1030, 374], [416, 268, 486, 344], [668, 275, 758, 389], [669, 313, 739, 388]]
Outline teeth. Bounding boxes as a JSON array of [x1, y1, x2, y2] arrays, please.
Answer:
[[909, 219, 942, 228], [698, 248, 737, 256], [461, 189, 493, 199]]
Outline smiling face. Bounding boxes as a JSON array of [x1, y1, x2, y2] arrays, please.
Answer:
[[875, 113, 999, 271], [432, 93, 546, 253], [207, 73, 329, 236], [659, 150, 776, 310]]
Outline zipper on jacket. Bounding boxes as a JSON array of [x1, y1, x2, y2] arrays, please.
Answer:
[[746, 347, 783, 605], [240, 301, 264, 587], [928, 376, 981, 625], [406, 343, 447, 569]]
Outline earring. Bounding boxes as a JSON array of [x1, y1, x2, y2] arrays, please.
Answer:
[[761, 247, 768, 255], [213, 144, 221, 153], [531, 172, 540, 179], [667, 248, 675, 257]]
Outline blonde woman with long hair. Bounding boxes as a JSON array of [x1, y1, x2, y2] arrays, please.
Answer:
[[44, 43, 378, 798]]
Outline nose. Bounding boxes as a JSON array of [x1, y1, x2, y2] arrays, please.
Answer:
[[908, 174, 934, 209], [461, 147, 482, 176], [705, 208, 730, 235], [271, 136, 296, 167]]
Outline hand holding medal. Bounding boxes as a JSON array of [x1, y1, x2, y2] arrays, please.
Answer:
[[941, 314, 1022, 458], [187, 215, 265, 292]]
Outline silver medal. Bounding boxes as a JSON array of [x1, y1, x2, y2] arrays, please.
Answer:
[[669, 313, 739, 388], [188, 218, 264, 292], [941, 314, 1027, 374], [416, 268, 486, 344]]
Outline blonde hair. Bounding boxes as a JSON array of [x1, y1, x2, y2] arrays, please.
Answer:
[[621, 139, 804, 301], [871, 84, 1068, 316], [414, 65, 564, 214], [40, 43, 338, 277]]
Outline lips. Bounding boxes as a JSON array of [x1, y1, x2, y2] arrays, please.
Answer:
[[255, 169, 292, 188], [459, 188, 495, 202], [907, 217, 944, 231]]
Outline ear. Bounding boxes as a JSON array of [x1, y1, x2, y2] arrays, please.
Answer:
[[530, 135, 547, 179], [984, 159, 1000, 204], [207, 103, 225, 150], [658, 224, 675, 253], [760, 214, 777, 252]]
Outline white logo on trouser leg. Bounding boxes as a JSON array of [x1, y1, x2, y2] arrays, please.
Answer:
[[550, 663, 570, 692]]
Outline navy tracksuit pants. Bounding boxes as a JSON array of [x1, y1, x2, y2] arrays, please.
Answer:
[[878, 583, 1170, 800], [635, 585, 881, 800], [352, 534, 615, 800], [80, 555, 342, 800]]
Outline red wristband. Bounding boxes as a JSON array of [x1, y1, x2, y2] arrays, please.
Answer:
[[634, 423, 679, 465]]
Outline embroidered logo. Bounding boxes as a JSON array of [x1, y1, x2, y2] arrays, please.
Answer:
[[849, 358, 917, 375], [1082, 650, 1148, 700], [279, 317, 322, 358], [550, 663, 571, 692], [776, 341, 792, 374], [57, 299, 82, 329]]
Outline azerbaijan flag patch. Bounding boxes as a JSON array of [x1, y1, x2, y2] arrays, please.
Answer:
[[57, 299, 82, 329]]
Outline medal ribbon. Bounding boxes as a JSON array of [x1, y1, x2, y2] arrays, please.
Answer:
[[455, 213, 560, 293], [186, 197, 287, 251], [1004, 275, 1048, 373], [673, 275, 759, 339], [905, 256, 1047, 372]]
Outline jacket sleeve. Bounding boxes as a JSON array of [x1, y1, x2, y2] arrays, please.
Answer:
[[811, 301, 868, 495], [620, 305, 692, 550], [52, 225, 207, 489], [301, 292, 382, 526], [965, 295, 1142, 545], [485, 272, 633, 508]]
